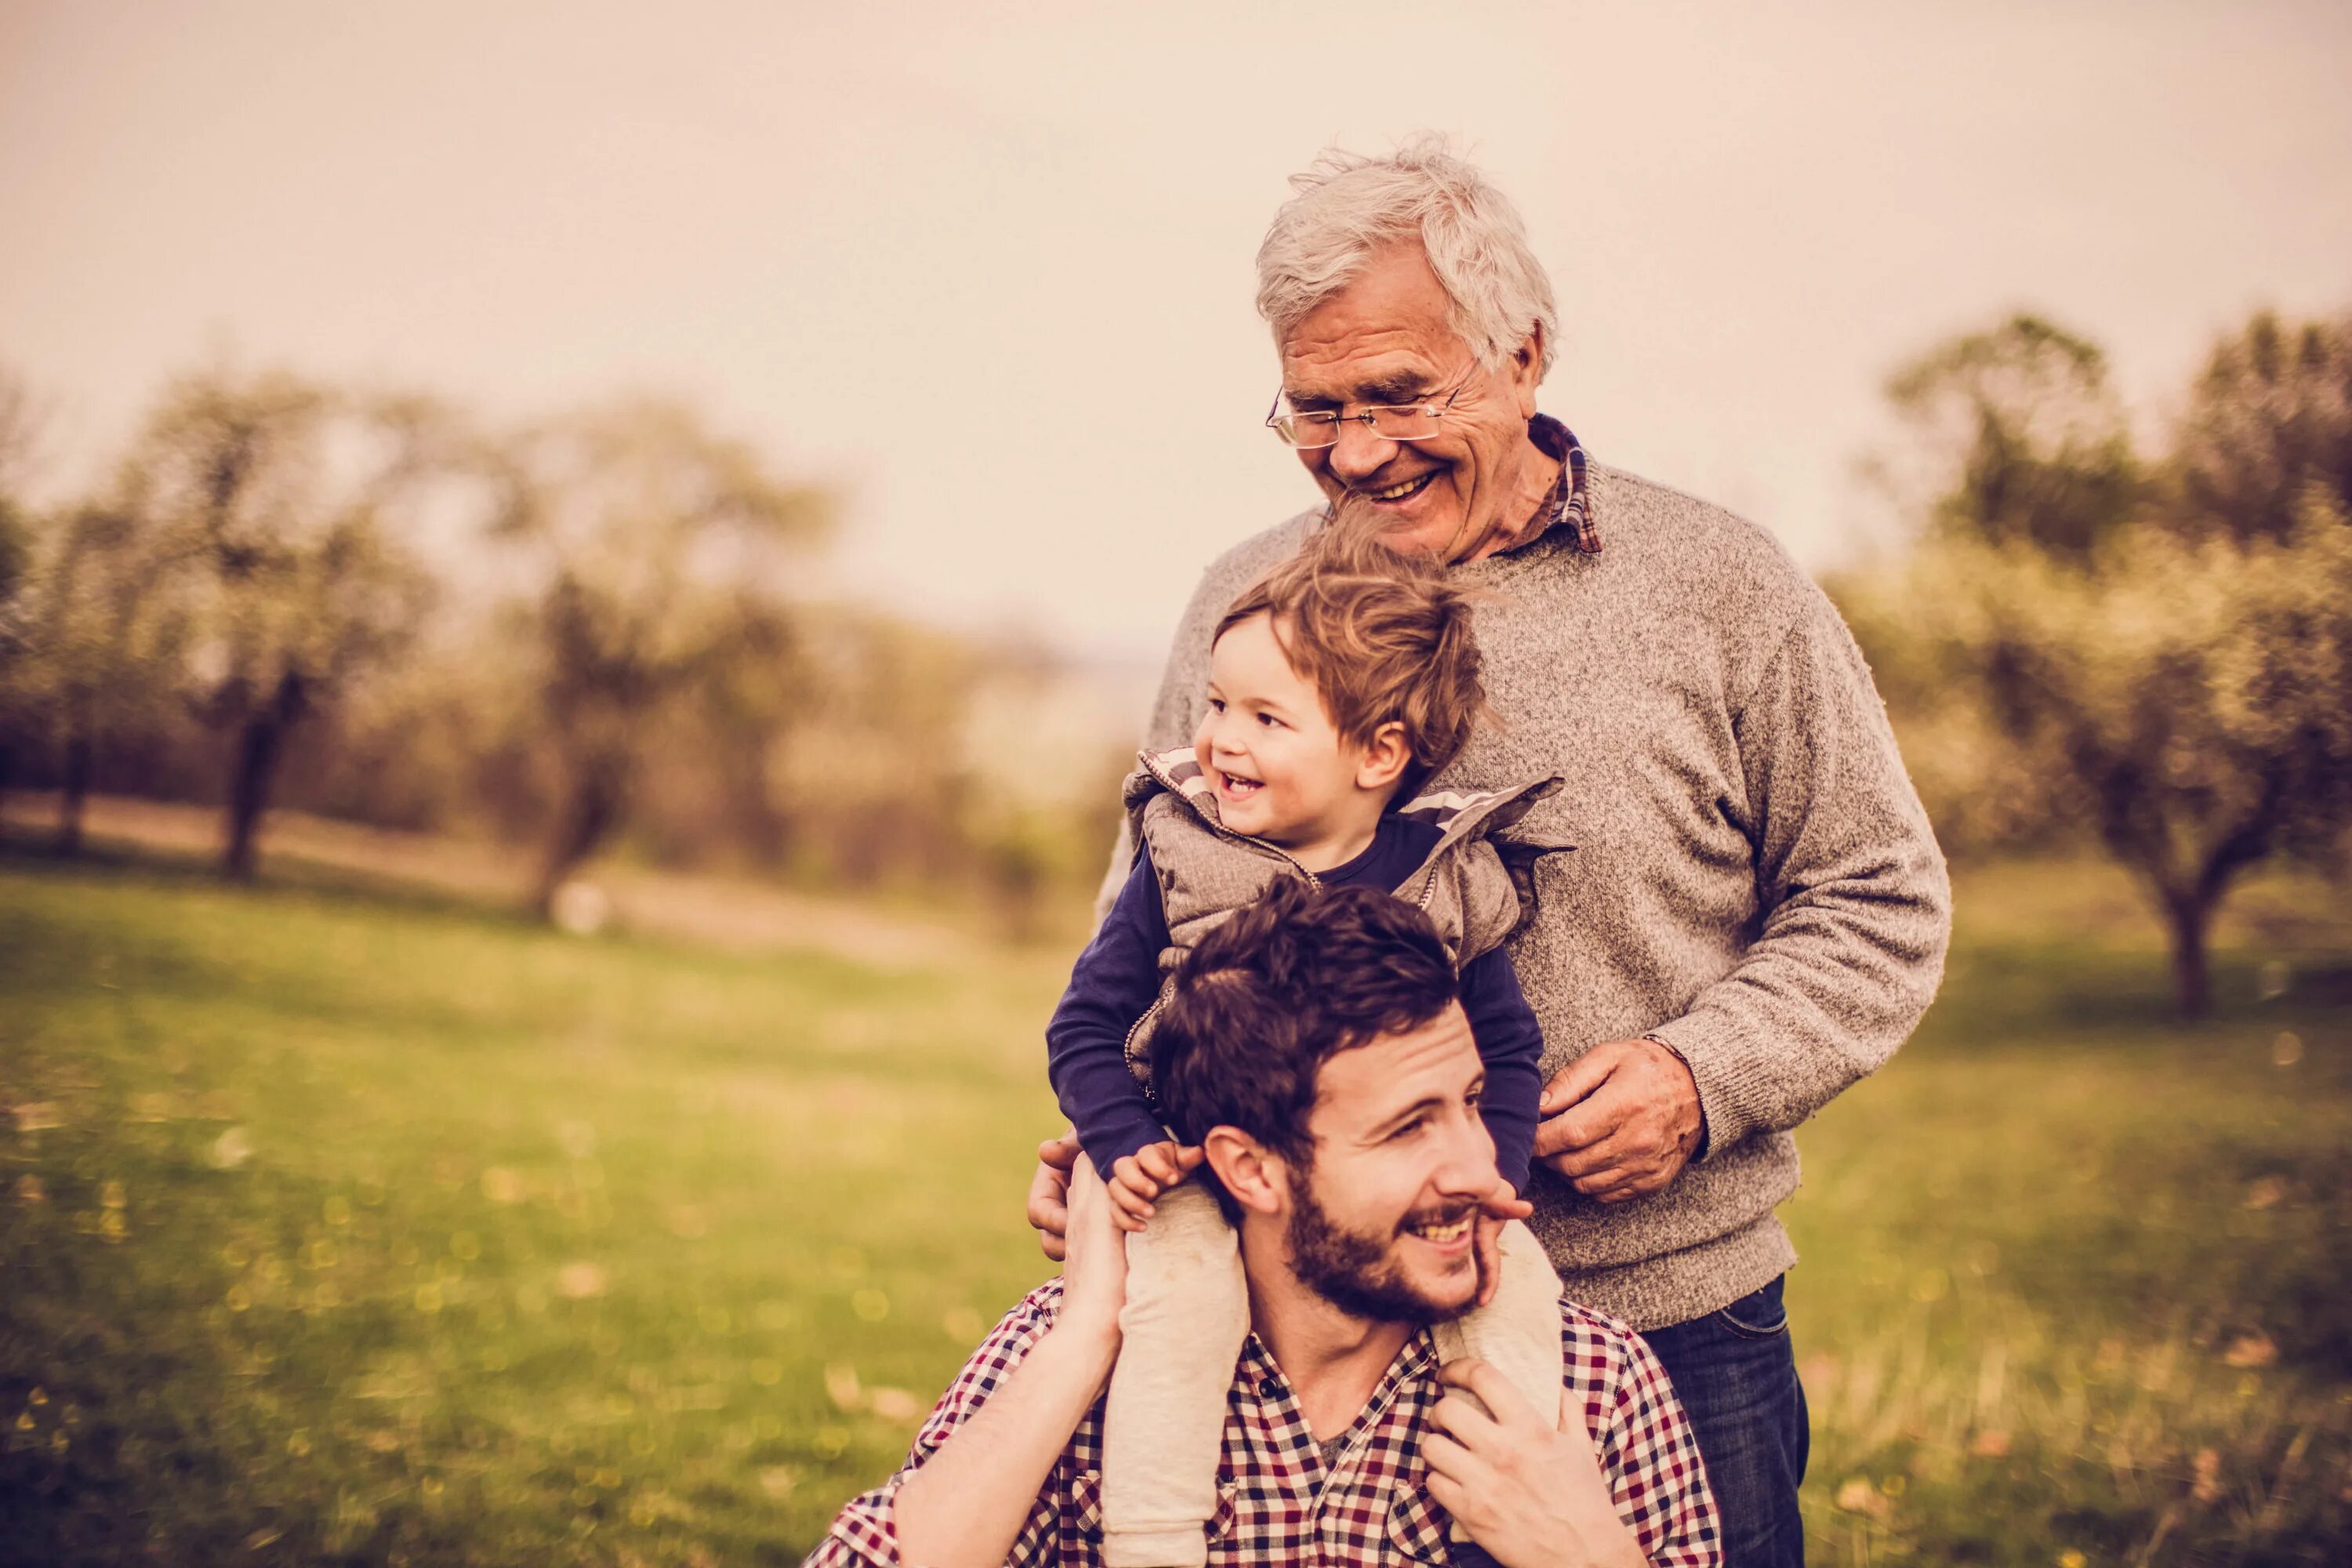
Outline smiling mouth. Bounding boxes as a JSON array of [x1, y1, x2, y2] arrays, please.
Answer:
[[1358, 470, 1439, 505], [1216, 768, 1262, 799], [1403, 1208, 1472, 1245]]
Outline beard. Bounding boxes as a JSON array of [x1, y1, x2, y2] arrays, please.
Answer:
[[1285, 1172, 1479, 1327]]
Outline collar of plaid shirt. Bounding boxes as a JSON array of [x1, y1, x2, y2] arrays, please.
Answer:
[[805, 1279, 1721, 1567], [1515, 412, 1599, 556]]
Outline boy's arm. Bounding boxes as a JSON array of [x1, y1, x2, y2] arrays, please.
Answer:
[[1047, 844, 1179, 1178], [1459, 948, 1544, 1195]]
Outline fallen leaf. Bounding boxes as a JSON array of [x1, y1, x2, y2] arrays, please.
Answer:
[[867, 1386, 922, 1421], [2191, 1446, 2223, 1504], [481, 1167, 526, 1204], [555, 1262, 608, 1300], [2222, 1334, 2276, 1368], [1834, 1477, 1890, 1519]]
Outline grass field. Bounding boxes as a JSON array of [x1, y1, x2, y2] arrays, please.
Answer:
[[1, 848, 2347, 1565]]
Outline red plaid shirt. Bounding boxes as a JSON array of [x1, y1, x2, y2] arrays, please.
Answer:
[[802, 1279, 1719, 1566], [1523, 414, 1600, 557]]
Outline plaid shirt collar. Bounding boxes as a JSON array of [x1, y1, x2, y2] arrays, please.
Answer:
[[1518, 412, 1600, 555]]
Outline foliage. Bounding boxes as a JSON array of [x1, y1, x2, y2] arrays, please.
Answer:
[[2, 504, 193, 852], [2175, 310, 2352, 547], [2, 854, 2346, 1564], [1844, 309, 2352, 1012], [485, 397, 832, 915], [1879, 312, 2144, 561], [0, 365, 46, 789], [100, 369, 458, 877], [0, 362, 1125, 920]]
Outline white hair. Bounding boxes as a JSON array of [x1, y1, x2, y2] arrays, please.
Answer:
[[1254, 134, 1558, 380]]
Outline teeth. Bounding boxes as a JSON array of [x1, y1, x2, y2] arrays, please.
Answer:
[[1367, 473, 1431, 502], [1410, 1217, 1470, 1243]]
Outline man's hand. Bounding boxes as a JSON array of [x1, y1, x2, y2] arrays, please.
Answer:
[[1057, 1155, 1130, 1349], [1025, 1132, 1080, 1261], [1471, 1184, 1533, 1309], [1423, 1359, 1644, 1568], [1534, 1038, 1702, 1203], [1105, 1140, 1204, 1232]]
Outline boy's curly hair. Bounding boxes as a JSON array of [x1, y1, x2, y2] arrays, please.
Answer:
[[1215, 525, 1486, 799]]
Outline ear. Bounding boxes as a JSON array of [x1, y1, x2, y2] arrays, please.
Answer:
[[1509, 322, 1546, 416], [1202, 1126, 1288, 1218], [1353, 720, 1411, 794]]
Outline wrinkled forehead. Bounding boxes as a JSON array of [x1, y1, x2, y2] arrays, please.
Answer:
[[1276, 248, 1472, 404]]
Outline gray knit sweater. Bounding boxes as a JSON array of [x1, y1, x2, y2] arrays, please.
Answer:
[[1109, 461, 1952, 1330]]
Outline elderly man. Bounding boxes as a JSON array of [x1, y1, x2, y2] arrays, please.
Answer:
[[805, 883, 1720, 1568], [1031, 140, 1951, 1566]]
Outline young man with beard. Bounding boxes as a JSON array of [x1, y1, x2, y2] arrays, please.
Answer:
[[801, 883, 1720, 1568]]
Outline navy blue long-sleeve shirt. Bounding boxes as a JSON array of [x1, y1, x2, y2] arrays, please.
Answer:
[[1045, 813, 1544, 1194]]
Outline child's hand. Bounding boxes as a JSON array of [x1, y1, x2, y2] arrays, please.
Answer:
[[1472, 1182, 1533, 1309], [1105, 1141, 1204, 1232]]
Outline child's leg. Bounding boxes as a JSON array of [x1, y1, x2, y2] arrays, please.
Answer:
[[1433, 1220, 1566, 1540], [1101, 1182, 1249, 1568]]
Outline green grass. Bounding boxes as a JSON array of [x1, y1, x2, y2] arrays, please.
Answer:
[[1, 851, 2346, 1565]]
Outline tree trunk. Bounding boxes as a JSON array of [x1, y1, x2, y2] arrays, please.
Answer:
[[2163, 891, 2214, 1018], [533, 757, 628, 920], [56, 728, 93, 858], [222, 672, 306, 882]]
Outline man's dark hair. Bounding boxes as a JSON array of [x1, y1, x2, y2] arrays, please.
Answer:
[[1151, 880, 1459, 1214]]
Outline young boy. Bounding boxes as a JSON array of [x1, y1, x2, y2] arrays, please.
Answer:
[[1045, 528, 1565, 1568]]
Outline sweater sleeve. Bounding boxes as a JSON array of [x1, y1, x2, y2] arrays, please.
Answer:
[[1047, 844, 1178, 1176], [1460, 948, 1544, 1195], [1646, 589, 1952, 1158]]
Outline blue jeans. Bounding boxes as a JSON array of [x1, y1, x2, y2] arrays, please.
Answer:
[[1637, 1276, 1809, 1567]]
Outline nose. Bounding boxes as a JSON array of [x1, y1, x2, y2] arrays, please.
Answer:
[[1324, 416, 1399, 485], [1195, 707, 1243, 762], [1431, 1107, 1500, 1199]]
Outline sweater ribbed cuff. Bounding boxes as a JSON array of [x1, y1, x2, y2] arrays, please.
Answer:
[[1646, 1011, 1761, 1162]]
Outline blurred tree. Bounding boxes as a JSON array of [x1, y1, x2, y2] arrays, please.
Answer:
[[2172, 310, 2352, 546], [491, 399, 831, 917], [1882, 313, 2144, 560], [0, 365, 42, 794], [116, 369, 447, 878], [1916, 506, 2351, 1014], [9, 504, 193, 854], [1847, 310, 2352, 1014]]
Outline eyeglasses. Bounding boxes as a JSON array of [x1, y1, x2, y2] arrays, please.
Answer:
[[1264, 379, 1470, 448]]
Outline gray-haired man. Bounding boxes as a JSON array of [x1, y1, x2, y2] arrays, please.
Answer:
[[1030, 137, 1951, 1567]]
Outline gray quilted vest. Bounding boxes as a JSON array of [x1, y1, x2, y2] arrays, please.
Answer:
[[1120, 746, 1563, 1095]]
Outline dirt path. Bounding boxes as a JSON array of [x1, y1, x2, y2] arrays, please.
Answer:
[[0, 793, 980, 970]]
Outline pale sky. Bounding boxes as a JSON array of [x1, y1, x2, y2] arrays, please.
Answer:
[[4, 1, 2348, 662]]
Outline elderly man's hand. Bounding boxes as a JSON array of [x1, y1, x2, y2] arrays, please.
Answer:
[[1423, 1359, 1645, 1568], [1534, 1039, 1702, 1203], [1025, 1131, 1080, 1261]]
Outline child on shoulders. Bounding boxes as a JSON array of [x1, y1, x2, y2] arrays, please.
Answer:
[[1046, 528, 1565, 1568]]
